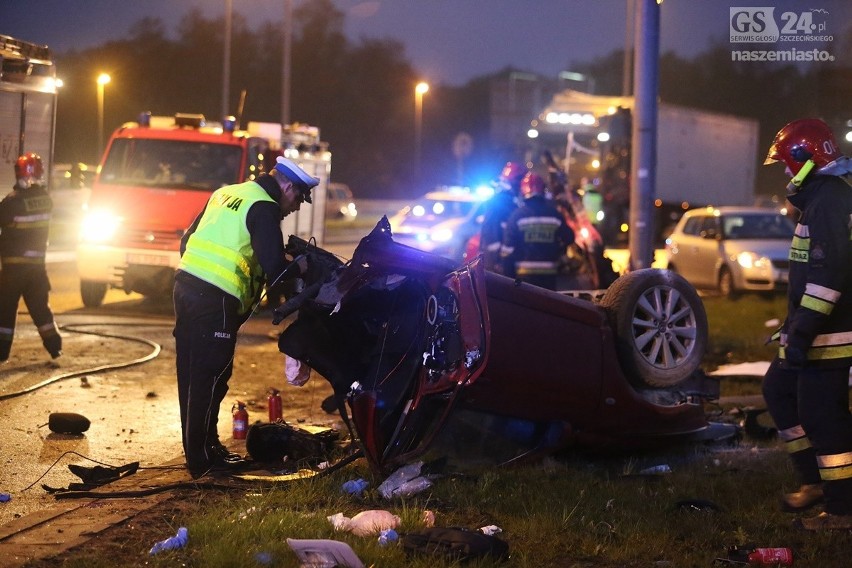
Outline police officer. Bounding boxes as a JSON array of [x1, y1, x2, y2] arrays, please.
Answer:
[[0, 153, 62, 363], [761, 118, 852, 531], [173, 156, 318, 477], [479, 161, 526, 273], [500, 172, 574, 290]]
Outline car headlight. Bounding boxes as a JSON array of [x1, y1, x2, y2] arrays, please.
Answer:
[[736, 251, 769, 269], [80, 210, 122, 243], [431, 228, 454, 243]]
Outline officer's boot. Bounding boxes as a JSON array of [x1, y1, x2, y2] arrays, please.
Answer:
[[0, 338, 11, 363]]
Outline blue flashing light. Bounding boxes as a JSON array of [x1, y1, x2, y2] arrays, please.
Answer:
[[138, 111, 152, 127], [222, 115, 237, 133]]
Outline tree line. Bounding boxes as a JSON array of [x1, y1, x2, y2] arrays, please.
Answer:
[[51, 0, 850, 198]]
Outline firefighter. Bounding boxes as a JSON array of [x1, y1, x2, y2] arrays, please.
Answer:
[[173, 156, 318, 478], [0, 153, 62, 363], [478, 161, 526, 273], [761, 118, 852, 531], [500, 172, 574, 290]]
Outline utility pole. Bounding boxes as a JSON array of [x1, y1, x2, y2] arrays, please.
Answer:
[[628, 0, 660, 270], [222, 0, 232, 119], [282, 0, 292, 125]]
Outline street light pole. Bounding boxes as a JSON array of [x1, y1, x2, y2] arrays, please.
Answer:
[[96, 73, 111, 158], [414, 81, 429, 180]]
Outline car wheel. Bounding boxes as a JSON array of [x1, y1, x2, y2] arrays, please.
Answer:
[[718, 266, 739, 299], [599, 268, 708, 388], [80, 280, 107, 308]]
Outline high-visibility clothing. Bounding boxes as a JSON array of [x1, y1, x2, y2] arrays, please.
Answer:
[[178, 181, 276, 313]]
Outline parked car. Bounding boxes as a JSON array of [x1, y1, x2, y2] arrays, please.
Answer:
[[273, 218, 733, 473], [326, 182, 357, 220], [388, 186, 491, 262], [664, 206, 795, 298]]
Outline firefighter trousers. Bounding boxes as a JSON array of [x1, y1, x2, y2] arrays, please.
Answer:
[[0, 263, 61, 361], [173, 272, 249, 473], [763, 356, 852, 515]]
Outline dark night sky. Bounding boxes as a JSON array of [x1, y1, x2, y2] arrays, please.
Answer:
[[3, 0, 849, 86]]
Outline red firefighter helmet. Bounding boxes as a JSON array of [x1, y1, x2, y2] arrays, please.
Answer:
[[498, 161, 527, 190], [14, 152, 45, 187], [764, 118, 840, 175], [519, 172, 546, 199]]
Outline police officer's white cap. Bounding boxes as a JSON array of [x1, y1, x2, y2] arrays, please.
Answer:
[[274, 157, 319, 192]]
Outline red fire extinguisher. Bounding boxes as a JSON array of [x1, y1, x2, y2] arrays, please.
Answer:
[[232, 401, 248, 440], [268, 388, 282, 423], [726, 545, 793, 566]]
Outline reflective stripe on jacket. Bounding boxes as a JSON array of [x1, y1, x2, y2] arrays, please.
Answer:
[[178, 181, 275, 312], [0, 186, 52, 264], [782, 172, 852, 366]]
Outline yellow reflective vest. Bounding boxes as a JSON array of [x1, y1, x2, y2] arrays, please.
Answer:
[[178, 181, 276, 313]]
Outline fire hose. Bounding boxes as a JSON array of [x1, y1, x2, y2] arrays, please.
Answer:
[[0, 322, 162, 401]]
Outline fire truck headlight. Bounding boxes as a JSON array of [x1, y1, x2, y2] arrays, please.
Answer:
[[80, 210, 121, 243]]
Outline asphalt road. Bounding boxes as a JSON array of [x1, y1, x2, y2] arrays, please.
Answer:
[[0, 222, 364, 530]]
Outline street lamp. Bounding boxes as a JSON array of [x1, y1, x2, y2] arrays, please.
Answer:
[[414, 81, 429, 179], [96, 73, 111, 157]]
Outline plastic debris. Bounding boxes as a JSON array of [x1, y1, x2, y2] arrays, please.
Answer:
[[285, 356, 311, 386], [287, 538, 365, 568], [378, 461, 433, 498], [480, 525, 502, 536], [149, 527, 188, 555], [341, 478, 369, 497], [328, 510, 401, 537], [638, 464, 672, 475], [422, 509, 435, 527], [377, 528, 398, 546], [254, 551, 274, 565], [0, 493, 11, 503]]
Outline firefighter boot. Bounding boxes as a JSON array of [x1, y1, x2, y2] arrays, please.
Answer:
[[781, 483, 824, 512], [43, 333, 62, 360], [794, 511, 852, 531]]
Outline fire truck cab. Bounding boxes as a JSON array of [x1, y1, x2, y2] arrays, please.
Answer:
[[77, 113, 330, 307]]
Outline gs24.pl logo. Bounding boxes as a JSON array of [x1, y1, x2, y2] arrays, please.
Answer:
[[730, 7, 832, 43]]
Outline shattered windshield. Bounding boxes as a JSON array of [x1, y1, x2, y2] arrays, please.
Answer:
[[99, 138, 243, 191]]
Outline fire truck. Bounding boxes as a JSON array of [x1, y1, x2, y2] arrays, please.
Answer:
[[0, 35, 58, 192], [76, 114, 330, 307]]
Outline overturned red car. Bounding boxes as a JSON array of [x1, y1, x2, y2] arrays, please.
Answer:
[[276, 218, 734, 473]]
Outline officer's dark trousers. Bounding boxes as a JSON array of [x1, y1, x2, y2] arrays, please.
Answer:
[[173, 272, 248, 473], [763, 356, 852, 515], [0, 263, 61, 360]]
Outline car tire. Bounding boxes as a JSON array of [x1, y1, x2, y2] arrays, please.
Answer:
[[718, 266, 739, 299], [80, 280, 107, 308], [599, 268, 708, 388]]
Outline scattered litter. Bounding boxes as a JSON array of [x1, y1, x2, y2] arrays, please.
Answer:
[[675, 499, 723, 513], [254, 551, 274, 565], [401, 526, 510, 562], [328, 510, 401, 537], [341, 478, 368, 497], [638, 464, 672, 475], [479, 525, 502, 536], [764, 318, 780, 328], [0, 493, 11, 503], [79, 377, 90, 388], [286, 538, 365, 568], [377, 528, 398, 546], [422, 510, 435, 527], [146, 391, 158, 398], [378, 461, 434, 498], [285, 356, 311, 386], [149, 527, 188, 555]]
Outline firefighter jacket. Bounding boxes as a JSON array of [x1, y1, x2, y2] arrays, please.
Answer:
[[782, 159, 852, 368], [178, 180, 277, 313], [500, 195, 574, 278], [0, 182, 52, 264], [479, 190, 517, 272]]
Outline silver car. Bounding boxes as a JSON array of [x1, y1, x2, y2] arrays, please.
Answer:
[[665, 206, 795, 297]]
